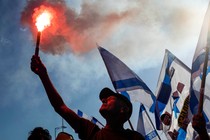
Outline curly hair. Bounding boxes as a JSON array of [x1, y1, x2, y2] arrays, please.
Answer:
[[28, 127, 51, 140]]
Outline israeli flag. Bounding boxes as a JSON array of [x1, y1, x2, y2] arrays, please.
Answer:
[[74, 109, 104, 129], [137, 104, 160, 140], [155, 49, 191, 134], [90, 116, 104, 129], [98, 46, 156, 112], [190, 2, 210, 122]]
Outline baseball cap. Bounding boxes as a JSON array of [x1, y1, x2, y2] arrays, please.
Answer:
[[99, 87, 132, 119]]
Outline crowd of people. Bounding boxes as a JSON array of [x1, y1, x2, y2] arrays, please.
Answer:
[[29, 55, 209, 140]]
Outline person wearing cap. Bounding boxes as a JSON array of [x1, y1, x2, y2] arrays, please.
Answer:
[[30, 55, 145, 140]]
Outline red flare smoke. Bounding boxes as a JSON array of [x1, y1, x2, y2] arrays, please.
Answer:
[[21, 0, 132, 55]]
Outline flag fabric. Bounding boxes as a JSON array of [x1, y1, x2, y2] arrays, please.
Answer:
[[75, 109, 89, 119], [90, 116, 105, 129], [137, 104, 160, 140], [74, 109, 104, 129], [190, 2, 210, 122], [98, 46, 156, 112], [154, 49, 191, 140], [98, 46, 159, 139]]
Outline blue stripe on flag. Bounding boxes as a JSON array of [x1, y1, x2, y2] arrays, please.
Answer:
[[149, 103, 156, 113], [140, 104, 146, 113], [156, 101, 166, 115], [91, 117, 97, 124], [207, 66, 210, 73], [113, 77, 152, 92], [156, 82, 171, 104], [145, 130, 158, 140], [167, 51, 175, 67], [177, 128, 186, 140], [77, 110, 83, 117], [163, 75, 171, 84], [189, 88, 199, 114], [155, 107, 162, 130], [191, 52, 206, 74], [173, 98, 180, 118]]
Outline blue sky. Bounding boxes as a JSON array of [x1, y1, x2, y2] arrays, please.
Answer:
[[0, 0, 209, 140]]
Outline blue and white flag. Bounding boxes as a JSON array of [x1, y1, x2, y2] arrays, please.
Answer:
[[98, 46, 156, 112], [190, 2, 210, 122], [90, 116, 105, 129], [137, 104, 160, 140], [155, 49, 191, 135], [74, 109, 104, 129]]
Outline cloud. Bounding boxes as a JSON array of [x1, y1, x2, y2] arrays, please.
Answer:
[[98, 1, 207, 70], [20, 0, 135, 54], [20, 0, 208, 71]]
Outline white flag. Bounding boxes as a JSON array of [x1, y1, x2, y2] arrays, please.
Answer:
[[98, 46, 156, 112], [155, 50, 190, 140], [137, 104, 160, 140]]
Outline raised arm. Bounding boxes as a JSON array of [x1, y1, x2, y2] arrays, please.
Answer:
[[30, 55, 81, 130], [192, 113, 209, 140]]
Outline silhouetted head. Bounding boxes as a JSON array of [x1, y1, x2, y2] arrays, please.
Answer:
[[160, 112, 172, 126], [99, 87, 132, 123], [28, 127, 51, 140]]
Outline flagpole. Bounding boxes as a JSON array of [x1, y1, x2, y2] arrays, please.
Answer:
[[198, 47, 209, 114], [62, 118, 65, 132], [142, 104, 161, 140], [128, 119, 134, 131]]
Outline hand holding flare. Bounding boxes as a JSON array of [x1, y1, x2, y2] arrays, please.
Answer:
[[34, 10, 53, 56]]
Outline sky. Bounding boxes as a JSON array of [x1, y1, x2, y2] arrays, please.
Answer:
[[0, 0, 209, 140]]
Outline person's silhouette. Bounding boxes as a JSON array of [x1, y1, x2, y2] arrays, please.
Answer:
[[30, 55, 145, 140], [28, 127, 51, 140]]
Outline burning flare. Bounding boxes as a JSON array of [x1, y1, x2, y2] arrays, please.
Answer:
[[36, 11, 52, 31], [21, 1, 131, 54], [33, 6, 53, 32], [32, 6, 54, 56]]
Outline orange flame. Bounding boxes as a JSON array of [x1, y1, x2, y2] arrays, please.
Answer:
[[33, 6, 53, 32], [36, 10, 52, 31]]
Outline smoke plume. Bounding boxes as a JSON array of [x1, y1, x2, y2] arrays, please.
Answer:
[[21, 0, 134, 54]]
